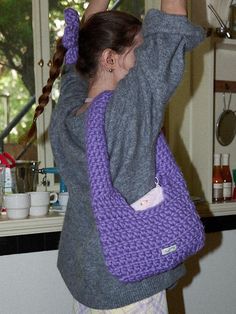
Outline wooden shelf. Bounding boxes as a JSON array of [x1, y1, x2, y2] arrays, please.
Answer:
[[215, 38, 236, 51], [214, 80, 236, 93], [0, 210, 64, 237], [198, 201, 236, 217]]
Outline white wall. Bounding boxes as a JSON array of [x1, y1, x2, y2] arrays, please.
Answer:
[[167, 230, 236, 314], [0, 251, 73, 314]]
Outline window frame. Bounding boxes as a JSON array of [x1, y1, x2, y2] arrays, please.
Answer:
[[32, 0, 55, 191]]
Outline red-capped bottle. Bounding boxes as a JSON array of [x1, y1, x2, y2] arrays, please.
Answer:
[[212, 154, 223, 203], [221, 153, 232, 201]]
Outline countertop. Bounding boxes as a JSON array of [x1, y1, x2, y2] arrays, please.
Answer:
[[0, 210, 64, 237], [1, 201, 236, 237]]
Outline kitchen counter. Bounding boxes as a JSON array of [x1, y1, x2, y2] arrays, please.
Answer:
[[1, 201, 236, 238], [0, 210, 64, 237]]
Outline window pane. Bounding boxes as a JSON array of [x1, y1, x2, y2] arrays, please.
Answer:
[[0, 0, 37, 160]]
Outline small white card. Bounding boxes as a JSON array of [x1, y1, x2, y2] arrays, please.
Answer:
[[131, 184, 164, 211]]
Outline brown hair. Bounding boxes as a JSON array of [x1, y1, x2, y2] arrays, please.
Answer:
[[77, 11, 142, 78], [25, 10, 142, 142], [25, 38, 66, 142]]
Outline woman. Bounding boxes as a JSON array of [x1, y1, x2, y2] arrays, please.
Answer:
[[29, 0, 205, 312]]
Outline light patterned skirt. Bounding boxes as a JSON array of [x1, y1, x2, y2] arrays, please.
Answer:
[[73, 290, 168, 314]]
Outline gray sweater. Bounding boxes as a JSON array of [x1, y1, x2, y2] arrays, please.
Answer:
[[49, 9, 205, 310]]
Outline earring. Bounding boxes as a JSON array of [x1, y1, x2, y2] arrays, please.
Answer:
[[109, 68, 113, 73]]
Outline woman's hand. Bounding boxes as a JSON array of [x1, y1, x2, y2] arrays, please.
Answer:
[[161, 0, 187, 15], [83, 0, 110, 23]]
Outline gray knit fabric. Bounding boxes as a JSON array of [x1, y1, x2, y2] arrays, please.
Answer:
[[49, 9, 205, 310]]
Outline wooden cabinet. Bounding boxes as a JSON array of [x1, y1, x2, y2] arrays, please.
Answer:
[[146, 0, 236, 216], [167, 35, 236, 216], [145, 0, 236, 216]]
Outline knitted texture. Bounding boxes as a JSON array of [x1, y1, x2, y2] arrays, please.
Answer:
[[86, 91, 205, 283], [62, 8, 79, 64]]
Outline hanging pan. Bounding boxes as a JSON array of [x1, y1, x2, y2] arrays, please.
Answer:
[[216, 92, 236, 146]]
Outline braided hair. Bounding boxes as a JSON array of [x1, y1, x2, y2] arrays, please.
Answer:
[[25, 38, 66, 142]]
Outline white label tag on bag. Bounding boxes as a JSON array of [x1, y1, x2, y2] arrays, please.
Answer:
[[161, 245, 177, 256], [131, 180, 164, 211]]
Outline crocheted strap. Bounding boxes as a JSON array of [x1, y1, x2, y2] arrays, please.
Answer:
[[86, 91, 187, 196], [86, 91, 114, 197]]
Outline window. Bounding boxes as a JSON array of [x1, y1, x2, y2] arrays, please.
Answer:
[[0, 0, 151, 192], [0, 0, 36, 158]]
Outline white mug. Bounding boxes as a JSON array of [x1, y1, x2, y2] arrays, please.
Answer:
[[29, 191, 58, 206], [29, 191, 58, 217], [59, 192, 69, 211], [3, 193, 30, 219], [29, 205, 49, 217]]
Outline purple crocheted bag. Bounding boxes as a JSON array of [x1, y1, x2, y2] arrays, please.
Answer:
[[86, 91, 205, 283]]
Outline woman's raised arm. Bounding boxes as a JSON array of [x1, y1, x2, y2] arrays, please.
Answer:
[[161, 0, 187, 15], [83, 0, 110, 22]]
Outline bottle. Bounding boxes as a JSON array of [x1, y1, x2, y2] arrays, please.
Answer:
[[221, 154, 232, 201], [212, 154, 223, 202], [232, 169, 236, 200]]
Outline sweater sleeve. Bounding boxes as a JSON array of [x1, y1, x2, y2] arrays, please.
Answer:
[[54, 64, 88, 115], [105, 9, 206, 141], [49, 65, 88, 187]]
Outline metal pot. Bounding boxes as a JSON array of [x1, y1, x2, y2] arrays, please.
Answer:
[[15, 160, 40, 193]]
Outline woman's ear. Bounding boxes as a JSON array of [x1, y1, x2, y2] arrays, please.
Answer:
[[100, 49, 117, 72]]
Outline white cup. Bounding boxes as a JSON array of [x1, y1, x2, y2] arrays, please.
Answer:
[[29, 205, 49, 217], [3, 193, 30, 220], [29, 191, 58, 217], [29, 191, 58, 206], [59, 192, 69, 211]]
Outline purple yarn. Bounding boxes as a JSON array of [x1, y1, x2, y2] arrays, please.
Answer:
[[86, 91, 205, 283], [62, 8, 79, 64]]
